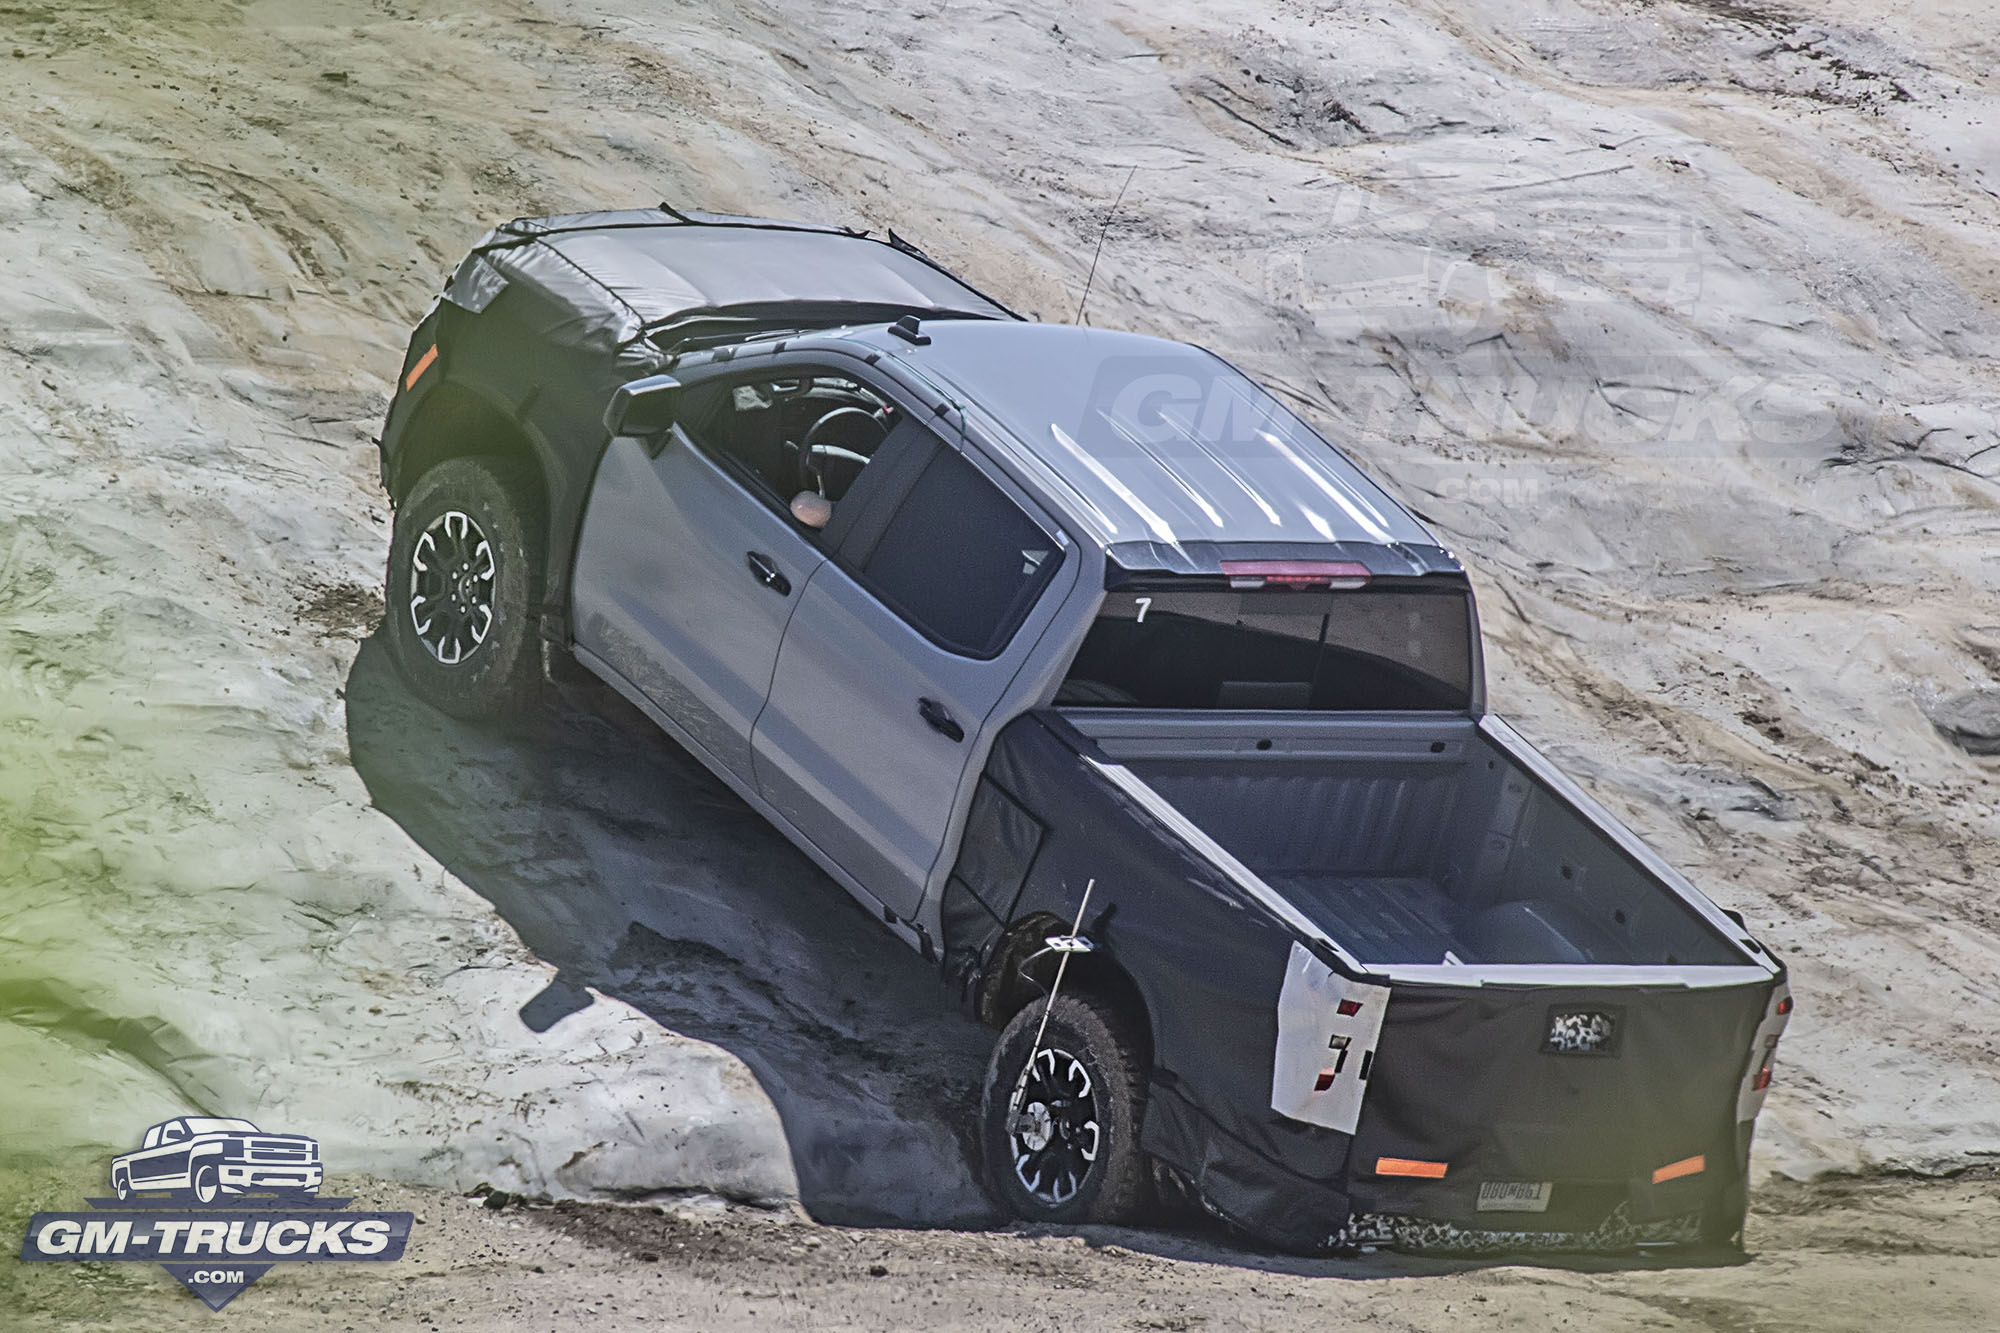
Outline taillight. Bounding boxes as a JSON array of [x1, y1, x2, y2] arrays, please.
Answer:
[[1752, 1034, 1780, 1090], [1221, 560, 1371, 590]]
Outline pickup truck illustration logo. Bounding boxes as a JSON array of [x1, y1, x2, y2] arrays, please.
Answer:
[[110, 1117, 324, 1204], [21, 1117, 410, 1310]]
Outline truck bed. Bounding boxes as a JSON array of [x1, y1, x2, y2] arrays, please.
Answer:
[[1067, 711, 1749, 969]]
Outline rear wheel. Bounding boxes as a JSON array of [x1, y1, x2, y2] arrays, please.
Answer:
[[979, 992, 1152, 1224], [386, 457, 543, 719]]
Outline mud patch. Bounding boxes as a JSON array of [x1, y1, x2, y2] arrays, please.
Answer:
[[296, 580, 385, 640]]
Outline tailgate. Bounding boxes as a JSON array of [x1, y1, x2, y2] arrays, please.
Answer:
[[1344, 978, 1774, 1231]]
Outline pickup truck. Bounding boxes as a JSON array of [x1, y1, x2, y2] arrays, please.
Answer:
[[110, 1118, 323, 1203], [375, 207, 1790, 1253]]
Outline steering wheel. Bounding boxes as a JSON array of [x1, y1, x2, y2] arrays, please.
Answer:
[[795, 406, 887, 501]]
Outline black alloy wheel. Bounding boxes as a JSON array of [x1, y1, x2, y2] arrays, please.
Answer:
[[979, 992, 1153, 1225], [408, 507, 496, 667], [1007, 1044, 1102, 1206], [385, 457, 543, 719]]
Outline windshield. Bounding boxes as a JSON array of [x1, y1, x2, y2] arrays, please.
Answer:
[[1060, 582, 1473, 711], [182, 1117, 260, 1135]]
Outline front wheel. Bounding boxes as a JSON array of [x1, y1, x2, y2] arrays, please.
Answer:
[[192, 1164, 220, 1205], [385, 457, 544, 719], [979, 992, 1153, 1225]]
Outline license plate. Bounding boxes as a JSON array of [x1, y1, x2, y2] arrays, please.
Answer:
[[1476, 1181, 1553, 1213]]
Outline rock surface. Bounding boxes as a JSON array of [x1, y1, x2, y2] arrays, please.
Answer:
[[1925, 687, 2000, 755], [0, 0, 1996, 1223]]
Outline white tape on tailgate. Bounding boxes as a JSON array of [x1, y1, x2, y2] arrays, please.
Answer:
[[1272, 940, 1391, 1134]]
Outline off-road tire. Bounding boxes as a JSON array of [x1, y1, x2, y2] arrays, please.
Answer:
[[386, 457, 543, 720], [980, 991, 1153, 1225]]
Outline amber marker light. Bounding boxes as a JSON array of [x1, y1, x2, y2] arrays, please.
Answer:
[[405, 344, 439, 390], [1653, 1155, 1707, 1184], [1375, 1158, 1449, 1179]]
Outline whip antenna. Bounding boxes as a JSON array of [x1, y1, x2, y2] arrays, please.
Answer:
[[1073, 166, 1137, 325]]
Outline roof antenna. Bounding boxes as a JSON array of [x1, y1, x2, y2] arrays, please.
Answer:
[[1073, 165, 1137, 326]]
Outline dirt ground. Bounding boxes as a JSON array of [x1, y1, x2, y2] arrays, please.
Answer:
[[6, 1166, 2000, 1331], [3, 0, 1999, 1327]]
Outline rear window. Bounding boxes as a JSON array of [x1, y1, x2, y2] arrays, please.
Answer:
[[1058, 582, 1472, 711]]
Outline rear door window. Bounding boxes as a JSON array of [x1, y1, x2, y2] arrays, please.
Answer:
[[839, 445, 1063, 660], [1060, 582, 1472, 710]]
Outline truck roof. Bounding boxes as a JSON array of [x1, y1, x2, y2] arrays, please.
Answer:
[[449, 210, 1453, 571], [842, 320, 1452, 566]]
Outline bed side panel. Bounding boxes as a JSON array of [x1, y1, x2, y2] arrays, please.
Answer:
[[944, 713, 1360, 1245]]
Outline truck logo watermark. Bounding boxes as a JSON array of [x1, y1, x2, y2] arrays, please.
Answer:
[[18, 1117, 413, 1310]]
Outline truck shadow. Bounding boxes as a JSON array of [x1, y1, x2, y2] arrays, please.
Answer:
[[342, 633, 1001, 1228]]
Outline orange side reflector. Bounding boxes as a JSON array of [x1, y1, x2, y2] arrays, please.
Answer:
[[1375, 1157, 1448, 1179], [1653, 1154, 1706, 1184], [405, 344, 439, 390]]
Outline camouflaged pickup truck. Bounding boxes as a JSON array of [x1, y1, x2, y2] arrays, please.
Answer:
[[375, 208, 1789, 1254]]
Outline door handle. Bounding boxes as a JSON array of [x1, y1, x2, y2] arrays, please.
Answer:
[[745, 551, 791, 596], [918, 696, 964, 743]]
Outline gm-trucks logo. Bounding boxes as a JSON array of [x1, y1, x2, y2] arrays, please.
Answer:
[[19, 1117, 414, 1310]]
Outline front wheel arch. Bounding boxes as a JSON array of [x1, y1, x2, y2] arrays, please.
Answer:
[[389, 381, 552, 523]]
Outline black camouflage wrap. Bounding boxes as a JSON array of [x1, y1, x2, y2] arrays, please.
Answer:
[[944, 711, 1777, 1252]]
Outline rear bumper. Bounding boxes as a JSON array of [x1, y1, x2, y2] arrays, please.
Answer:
[[1144, 1077, 1747, 1255]]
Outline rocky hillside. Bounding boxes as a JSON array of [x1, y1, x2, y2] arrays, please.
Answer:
[[1, 0, 1995, 1217]]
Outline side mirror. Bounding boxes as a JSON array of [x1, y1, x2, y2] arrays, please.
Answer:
[[603, 374, 682, 445]]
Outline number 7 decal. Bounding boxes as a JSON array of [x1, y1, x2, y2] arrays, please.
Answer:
[[1134, 596, 1152, 623]]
